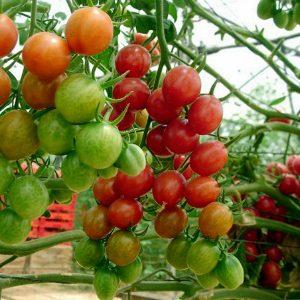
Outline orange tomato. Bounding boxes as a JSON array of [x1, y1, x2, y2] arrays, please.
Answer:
[[135, 109, 149, 128], [0, 14, 18, 58], [0, 68, 11, 105]]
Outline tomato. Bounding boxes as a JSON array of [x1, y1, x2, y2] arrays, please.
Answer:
[[267, 230, 285, 244], [98, 166, 118, 179], [267, 117, 291, 124], [188, 95, 223, 135], [113, 78, 150, 112], [257, 0, 275, 20], [135, 109, 148, 128], [245, 243, 258, 262], [154, 206, 188, 238], [196, 272, 219, 289], [55, 74, 105, 124], [265, 246, 283, 262], [116, 256, 142, 284], [61, 152, 97, 192], [76, 122, 123, 169], [65, 7, 113, 55], [163, 119, 199, 154], [285, 11, 297, 31], [0, 110, 40, 161], [279, 174, 299, 195], [185, 176, 220, 208], [187, 239, 221, 275], [8, 175, 49, 220], [294, 3, 300, 24], [260, 261, 281, 288], [215, 254, 244, 290], [146, 125, 172, 157], [0, 154, 14, 195], [190, 141, 228, 176], [74, 237, 105, 269], [37, 109, 77, 155], [133, 33, 159, 54], [93, 177, 119, 206], [107, 108, 135, 131], [146, 88, 181, 124], [255, 195, 276, 213], [162, 65, 201, 107], [166, 236, 191, 270], [115, 144, 146, 176], [106, 230, 141, 266], [266, 162, 290, 176], [173, 155, 194, 180], [273, 11, 288, 29], [0, 14, 18, 57], [50, 189, 73, 204], [244, 229, 259, 242], [287, 155, 300, 175], [199, 202, 233, 239], [114, 165, 154, 198], [22, 32, 70, 81], [0, 68, 11, 105], [83, 205, 113, 239], [153, 170, 186, 207]]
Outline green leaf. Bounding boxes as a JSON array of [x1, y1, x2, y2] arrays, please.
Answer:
[[54, 12, 67, 21], [269, 95, 286, 106], [6, 70, 18, 90], [130, 0, 155, 11], [173, 0, 185, 8], [168, 2, 178, 21]]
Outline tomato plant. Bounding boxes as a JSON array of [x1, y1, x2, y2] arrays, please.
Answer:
[[0, 14, 18, 57]]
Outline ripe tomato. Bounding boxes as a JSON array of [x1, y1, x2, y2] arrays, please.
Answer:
[[190, 141, 228, 176], [266, 162, 290, 176], [260, 261, 282, 288], [279, 174, 299, 195], [0, 68, 11, 105], [133, 33, 159, 53], [199, 202, 233, 239], [188, 95, 223, 135], [22, 72, 66, 110], [185, 176, 220, 208], [162, 65, 201, 107], [163, 119, 199, 154], [245, 243, 258, 262], [272, 205, 286, 222], [265, 246, 283, 262], [287, 155, 300, 175], [0, 14, 18, 58], [255, 195, 276, 213], [93, 177, 119, 206], [267, 117, 291, 124], [173, 154, 193, 180], [113, 78, 150, 112], [104, 107, 135, 131], [22, 32, 71, 81], [83, 205, 113, 239], [267, 230, 285, 244], [65, 7, 113, 55], [146, 88, 181, 124], [114, 165, 154, 198], [153, 170, 186, 207], [154, 206, 188, 238], [244, 229, 259, 242]]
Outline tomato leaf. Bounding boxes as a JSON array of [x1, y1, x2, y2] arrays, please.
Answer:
[[168, 2, 178, 22], [130, 0, 155, 11], [173, 0, 185, 8], [269, 96, 286, 106]]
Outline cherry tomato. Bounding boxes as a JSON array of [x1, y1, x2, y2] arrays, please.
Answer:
[[173, 155, 194, 180], [0, 68, 11, 105], [245, 243, 258, 262], [65, 7, 113, 55], [279, 174, 299, 195], [108, 198, 143, 230], [244, 229, 259, 242], [113, 78, 150, 112], [188, 95, 223, 135], [255, 195, 276, 213], [260, 261, 282, 288], [265, 246, 283, 262], [106, 107, 135, 131], [154, 206, 188, 238], [22, 32, 71, 81], [272, 205, 287, 222], [153, 170, 186, 207], [267, 117, 291, 124], [185, 176, 220, 208], [162, 65, 201, 107], [0, 14, 18, 58], [135, 109, 148, 128], [267, 230, 285, 244], [114, 166, 154, 198], [286, 155, 300, 175], [133, 33, 157, 51], [190, 141, 228, 176], [266, 162, 290, 176], [93, 177, 119, 206]]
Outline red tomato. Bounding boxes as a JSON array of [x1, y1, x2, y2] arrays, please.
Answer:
[[113, 78, 150, 112], [266, 162, 290, 176], [114, 166, 154, 198], [265, 246, 283, 262], [190, 141, 228, 176], [107, 107, 135, 131], [267, 117, 291, 124], [244, 207, 260, 217], [0, 14, 18, 58], [153, 170, 186, 207], [146, 125, 172, 157], [286, 155, 300, 175], [146, 88, 181, 124], [173, 155, 194, 180], [244, 229, 259, 242], [0, 68, 11, 105], [22, 32, 71, 81], [107, 198, 143, 230], [255, 195, 276, 213], [260, 261, 282, 288], [93, 177, 119, 206], [133, 33, 157, 51], [279, 174, 299, 195], [65, 7, 113, 55], [267, 231, 285, 244], [188, 95, 223, 135], [272, 205, 287, 222], [162, 65, 201, 107], [163, 119, 199, 154], [185, 176, 220, 208], [245, 243, 259, 262]]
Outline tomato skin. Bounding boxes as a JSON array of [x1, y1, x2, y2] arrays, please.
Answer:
[[190, 141, 228, 176], [265, 246, 283, 262], [22, 32, 71, 81], [146, 88, 181, 124], [255, 195, 276, 213], [163, 119, 199, 154], [116, 257, 142, 284], [155, 206, 188, 238], [114, 165, 154, 198], [0, 154, 14, 195], [93, 177, 119, 206], [65, 7, 113, 55], [245, 243, 258, 262], [0, 14, 18, 58], [267, 117, 291, 124], [196, 272, 219, 289], [108, 198, 143, 229], [162, 66, 201, 107], [173, 155, 194, 180], [243, 229, 259, 242], [133, 33, 159, 54], [260, 261, 282, 288], [267, 230, 285, 244], [153, 170, 186, 207], [185, 176, 220, 208], [266, 162, 290, 176], [135, 109, 148, 128], [199, 202, 233, 239], [287, 155, 300, 175], [0, 68, 11, 105], [108, 108, 135, 131], [188, 95, 223, 135], [113, 78, 150, 112], [279, 174, 299, 195]]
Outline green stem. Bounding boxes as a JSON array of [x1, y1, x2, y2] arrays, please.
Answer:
[[28, 0, 37, 37], [0, 256, 18, 268]]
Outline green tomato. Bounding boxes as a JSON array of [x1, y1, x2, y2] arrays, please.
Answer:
[[98, 166, 118, 179], [55, 74, 105, 124], [257, 0, 275, 20], [50, 189, 73, 204], [116, 256, 143, 284], [196, 272, 219, 289], [293, 4, 300, 24], [273, 10, 289, 28], [286, 11, 297, 30], [130, 131, 143, 146], [0, 154, 14, 194]]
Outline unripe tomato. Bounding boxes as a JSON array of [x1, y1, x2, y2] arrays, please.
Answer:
[[196, 272, 219, 289], [279, 174, 299, 195], [22, 32, 71, 81], [93, 177, 119, 206], [294, 3, 300, 24], [116, 257, 143, 284], [65, 7, 113, 55], [185, 176, 220, 208], [257, 0, 275, 20], [273, 10, 289, 28], [285, 11, 297, 31], [0, 68, 11, 105], [266, 162, 290, 176], [255, 195, 276, 213], [265, 246, 283, 262], [135, 109, 148, 128], [154, 206, 188, 238], [190, 141, 228, 176], [173, 155, 194, 180], [260, 261, 282, 288], [245, 243, 259, 262], [0, 14, 18, 57], [153, 170, 186, 207]]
